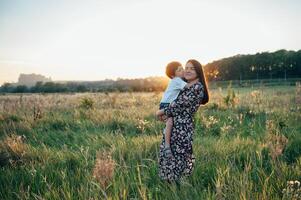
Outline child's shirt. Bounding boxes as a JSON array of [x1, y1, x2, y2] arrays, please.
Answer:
[[160, 77, 187, 104]]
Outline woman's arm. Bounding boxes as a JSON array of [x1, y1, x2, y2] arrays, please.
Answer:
[[163, 83, 204, 118]]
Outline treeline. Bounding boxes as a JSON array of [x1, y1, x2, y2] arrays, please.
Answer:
[[204, 49, 301, 81], [0, 77, 169, 93], [1, 49, 301, 93]]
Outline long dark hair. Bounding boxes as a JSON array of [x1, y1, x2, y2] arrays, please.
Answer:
[[186, 59, 209, 104]]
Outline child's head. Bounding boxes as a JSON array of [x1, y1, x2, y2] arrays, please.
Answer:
[[165, 61, 184, 79]]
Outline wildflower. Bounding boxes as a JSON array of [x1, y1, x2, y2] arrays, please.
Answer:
[[137, 118, 150, 132], [283, 180, 301, 199]]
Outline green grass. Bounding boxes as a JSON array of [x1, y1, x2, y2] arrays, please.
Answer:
[[0, 85, 301, 199]]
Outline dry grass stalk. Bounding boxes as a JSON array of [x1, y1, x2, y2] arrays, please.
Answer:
[[92, 150, 115, 188], [266, 133, 288, 160]]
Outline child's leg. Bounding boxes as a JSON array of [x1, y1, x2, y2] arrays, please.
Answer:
[[164, 117, 173, 147]]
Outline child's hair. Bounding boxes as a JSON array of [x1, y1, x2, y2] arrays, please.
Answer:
[[165, 61, 182, 79]]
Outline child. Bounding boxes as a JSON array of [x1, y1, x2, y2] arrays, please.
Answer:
[[159, 61, 187, 158]]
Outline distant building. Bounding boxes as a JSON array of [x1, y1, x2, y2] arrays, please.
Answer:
[[18, 73, 52, 86]]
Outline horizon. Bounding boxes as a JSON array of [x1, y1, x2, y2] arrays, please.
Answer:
[[1, 0, 300, 85], [2, 48, 300, 85]]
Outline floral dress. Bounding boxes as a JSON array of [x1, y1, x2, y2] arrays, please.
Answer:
[[158, 81, 205, 181]]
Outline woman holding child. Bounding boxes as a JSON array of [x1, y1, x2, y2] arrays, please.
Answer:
[[156, 59, 209, 183]]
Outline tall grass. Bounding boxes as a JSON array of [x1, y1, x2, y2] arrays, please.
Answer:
[[0, 84, 301, 199]]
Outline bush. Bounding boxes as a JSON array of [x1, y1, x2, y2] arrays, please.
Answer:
[[223, 82, 239, 108], [80, 97, 94, 109]]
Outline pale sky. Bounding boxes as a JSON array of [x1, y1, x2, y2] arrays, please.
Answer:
[[0, 0, 300, 84]]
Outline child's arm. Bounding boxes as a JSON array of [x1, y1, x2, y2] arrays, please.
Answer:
[[173, 77, 187, 90], [183, 80, 193, 89]]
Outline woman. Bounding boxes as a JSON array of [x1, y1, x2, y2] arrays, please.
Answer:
[[156, 59, 209, 182]]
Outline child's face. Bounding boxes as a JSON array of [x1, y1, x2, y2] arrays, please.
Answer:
[[175, 66, 184, 78]]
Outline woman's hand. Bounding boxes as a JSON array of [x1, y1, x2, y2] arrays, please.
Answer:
[[170, 102, 176, 107], [156, 109, 164, 117], [160, 115, 168, 122]]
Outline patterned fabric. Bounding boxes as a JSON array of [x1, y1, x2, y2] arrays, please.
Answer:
[[159, 102, 170, 110], [158, 81, 204, 181]]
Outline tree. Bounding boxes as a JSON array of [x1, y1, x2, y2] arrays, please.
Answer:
[[76, 85, 88, 92], [13, 85, 28, 93], [0, 83, 14, 93]]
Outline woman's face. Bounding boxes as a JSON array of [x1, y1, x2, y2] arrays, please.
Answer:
[[184, 62, 198, 82]]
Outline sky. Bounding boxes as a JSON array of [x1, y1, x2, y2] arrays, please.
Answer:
[[0, 0, 300, 84]]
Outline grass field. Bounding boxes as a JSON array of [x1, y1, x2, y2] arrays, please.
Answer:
[[0, 83, 301, 199]]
